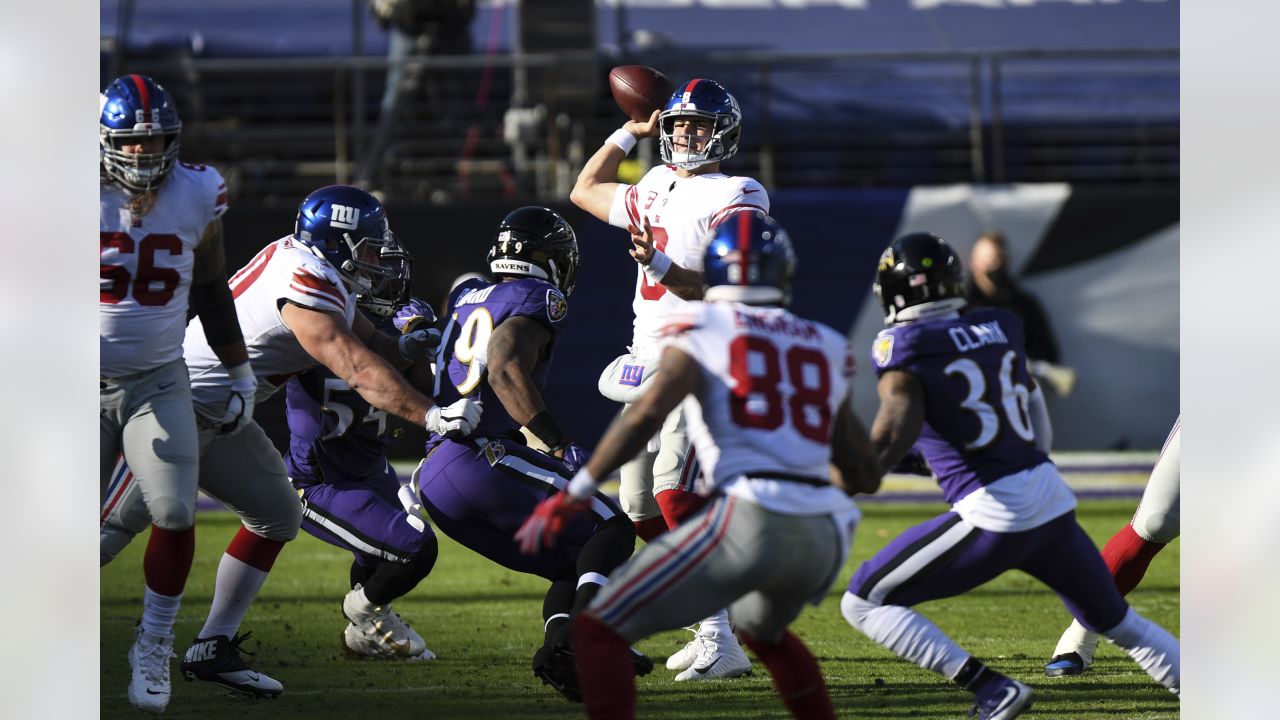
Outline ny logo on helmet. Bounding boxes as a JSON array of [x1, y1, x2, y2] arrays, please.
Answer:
[[331, 204, 361, 230]]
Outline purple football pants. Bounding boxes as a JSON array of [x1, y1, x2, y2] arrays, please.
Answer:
[[847, 509, 1128, 632], [417, 437, 624, 581], [295, 458, 435, 566]]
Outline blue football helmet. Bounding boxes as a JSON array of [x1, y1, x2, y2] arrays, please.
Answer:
[[100, 74, 182, 192], [703, 210, 795, 305], [294, 185, 396, 294], [874, 232, 967, 325], [357, 231, 413, 318], [659, 79, 742, 170]]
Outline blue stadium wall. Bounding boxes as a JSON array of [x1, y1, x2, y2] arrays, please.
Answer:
[[222, 184, 1177, 455]]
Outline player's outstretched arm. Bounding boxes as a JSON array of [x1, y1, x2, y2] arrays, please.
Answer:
[[570, 109, 660, 222], [830, 398, 883, 496], [870, 370, 927, 472], [282, 302, 432, 425]]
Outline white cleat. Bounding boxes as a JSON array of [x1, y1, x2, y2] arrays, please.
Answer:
[[674, 631, 753, 682], [128, 626, 175, 714], [342, 585, 435, 660], [666, 629, 705, 672]]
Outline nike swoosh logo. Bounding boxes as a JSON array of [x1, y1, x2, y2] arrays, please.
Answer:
[[994, 686, 1018, 711], [158, 382, 175, 390], [694, 656, 721, 674], [246, 673, 261, 682], [742, 188, 760, 194], [145, 689, 165, 695]]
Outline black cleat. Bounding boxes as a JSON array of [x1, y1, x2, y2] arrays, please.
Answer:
[[180, 631, 283, 698], [533, 643, 582, 703]]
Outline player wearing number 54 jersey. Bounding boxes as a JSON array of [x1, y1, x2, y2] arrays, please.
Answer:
[[838, 233, 1180, 719], [102, 186, 481, 701], [99, 74, 254, 714], [571, 78, 766, 679], [517, 213, 882, 720]]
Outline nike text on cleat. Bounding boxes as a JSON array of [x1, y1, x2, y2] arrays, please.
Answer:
[[1044, 652, 1087, 677], [128, 625, 175, 714], [969, 676, 1033, 720], [179, 632, 283, 699], [673, 631, 752, 682]]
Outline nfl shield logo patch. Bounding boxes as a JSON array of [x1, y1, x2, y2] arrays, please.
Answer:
[[873, 334, 895, 368]]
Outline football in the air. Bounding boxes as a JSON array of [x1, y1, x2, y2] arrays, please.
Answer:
[[609, 65, 675, 122]]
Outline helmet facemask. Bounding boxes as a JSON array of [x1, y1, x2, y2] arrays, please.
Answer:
[[357, 238, 412, 318], [659, 110, 740, 170], [100, 125, 181, 193]]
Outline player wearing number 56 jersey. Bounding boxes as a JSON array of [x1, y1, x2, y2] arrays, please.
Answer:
[[571, 78, 766, 679], [838, 233, 1180, 719], [99, 74, 253, 714], [517, 212, 881, 720], [102, 186, 480, 701]]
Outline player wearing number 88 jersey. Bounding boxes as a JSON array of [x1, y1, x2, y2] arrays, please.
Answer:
[[839, 232, 1180, 719], [516, 212, 882, 719]]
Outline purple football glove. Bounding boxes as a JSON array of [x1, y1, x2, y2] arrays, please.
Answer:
[[393, 297, 437, 335], [557, 443, 591, 475]]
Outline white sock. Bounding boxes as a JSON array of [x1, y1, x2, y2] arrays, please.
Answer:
[[141, 587, 182, 638], [1102, 607, 1180, 694], [577, 572, 609, 590], [346, 585, 377, 619], [841, 592, 969, 679], [1052, 618, 1101, 665], [697, 608, 733, 640], [199, 553, 269, 639]]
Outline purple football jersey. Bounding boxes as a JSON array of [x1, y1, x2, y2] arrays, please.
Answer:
[[871, 307, 1049, 503], [430, 276, 568, 446]]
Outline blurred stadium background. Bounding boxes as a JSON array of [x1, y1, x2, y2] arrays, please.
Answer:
[[100, 0, 1179, 454]]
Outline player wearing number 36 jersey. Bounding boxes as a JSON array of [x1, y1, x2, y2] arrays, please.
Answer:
[[838, 232, 1179, 720], [517, 213, 882, 720]]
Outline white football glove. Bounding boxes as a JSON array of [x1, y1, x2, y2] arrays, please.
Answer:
[[425, 398, 483, 438], [218, 362, 258, 435]]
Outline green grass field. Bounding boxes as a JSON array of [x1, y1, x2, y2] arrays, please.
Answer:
[[100, 499, 1179, 719]]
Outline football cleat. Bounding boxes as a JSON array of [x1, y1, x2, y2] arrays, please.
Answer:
[[127, 625, 175, 714], [665, 629, 705, 672], [533, 642, 582, 703], [341, 585, 433, 660], [1044, 652, 1087, 677], [630, 646, 655, 677], [969, 676, 1033, 720], [673, 631, 752, 682], [180, 632, 283, 698]]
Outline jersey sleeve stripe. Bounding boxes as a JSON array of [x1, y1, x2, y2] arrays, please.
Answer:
[[288, 283, 347, 312], [624, 185, 641, 227], [291, 270, 343, 297], [710, 203, 767, 229], [229, 243, 279, 299]]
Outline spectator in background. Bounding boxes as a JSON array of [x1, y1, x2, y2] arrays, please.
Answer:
[[965, 231, 1076, 397]]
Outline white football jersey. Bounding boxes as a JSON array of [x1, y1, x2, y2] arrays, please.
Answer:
[[609, 165, 768, 350], [100, 163, 228, 376], [661, 301, 858, 517], [184, 235, 356, 419]]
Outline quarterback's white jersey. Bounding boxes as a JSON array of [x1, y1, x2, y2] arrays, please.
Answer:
[[609, 165, 768, 350], [661, 301, 858, 517], [100, 163, 228, 376], [184, 235, 356, 419]]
